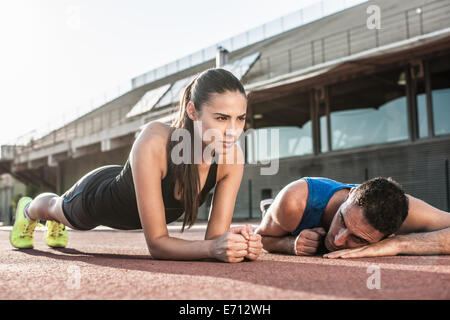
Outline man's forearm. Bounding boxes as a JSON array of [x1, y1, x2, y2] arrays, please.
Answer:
[[261, 235, 296, 255], [396, 227, 450, 255]]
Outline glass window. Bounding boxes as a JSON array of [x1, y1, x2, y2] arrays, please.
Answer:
[[326, 69, 409, 151], [330, 98, 408, 150], [223, 52, 260, 80], [417, 93, 428, 139], [432, 88, 450, 136], [126, 84, 171, 118], [414, 75, 429, 140], [244, 125, 313, 163], [320, 115, 328, 153], [430, 55, 450, 136], [156, 75, 195, 108]]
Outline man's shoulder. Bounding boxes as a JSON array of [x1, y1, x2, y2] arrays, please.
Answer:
[[272, 179, 309, 232]]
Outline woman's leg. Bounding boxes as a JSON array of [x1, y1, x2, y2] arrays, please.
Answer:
[[27, 193, 77, 229]]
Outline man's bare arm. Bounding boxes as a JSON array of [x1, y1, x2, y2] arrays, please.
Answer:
[[396, 227, 450, 255], [325, 194, 450, 259], [324, 227, 450, 259], [256, 179, 313, 255], [260, 236, 297, 255], [259, 228, 326, 256], [398, 195, 450, 234]]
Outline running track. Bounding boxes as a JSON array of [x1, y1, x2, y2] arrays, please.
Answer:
[[1, 223, 449, 300]]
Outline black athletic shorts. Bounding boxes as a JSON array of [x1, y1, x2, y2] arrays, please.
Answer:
[[61, 165, 121, 230]]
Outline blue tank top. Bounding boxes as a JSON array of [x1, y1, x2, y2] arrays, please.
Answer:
[[290, 177, 359, 236]]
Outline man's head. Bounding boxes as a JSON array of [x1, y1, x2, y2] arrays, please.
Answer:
[[324, 177, 409, 252]]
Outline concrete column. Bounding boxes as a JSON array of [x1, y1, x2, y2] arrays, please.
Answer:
[[56, 163, 63, 195], [216, 46, 229, 68]]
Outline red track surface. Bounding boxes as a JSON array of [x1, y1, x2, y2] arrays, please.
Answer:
[[1, 223, 449, 300]]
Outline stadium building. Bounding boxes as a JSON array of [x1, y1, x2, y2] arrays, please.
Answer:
[[1, 0, 449, 223]]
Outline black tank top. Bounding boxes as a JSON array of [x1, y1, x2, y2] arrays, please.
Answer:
[[84, 157, 218, 230]]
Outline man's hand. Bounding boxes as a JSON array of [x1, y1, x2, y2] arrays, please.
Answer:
[[230, 225, 263, 261], [323, 236, 401, 259], [294, 227, 326, 256]]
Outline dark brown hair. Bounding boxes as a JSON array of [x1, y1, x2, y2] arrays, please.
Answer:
[[353, 177, 409, 236], [167, 68, 246, 231]]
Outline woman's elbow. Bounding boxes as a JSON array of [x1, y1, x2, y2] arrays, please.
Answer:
[[147, 246, 163, 260], [146, 236, 170, 260]]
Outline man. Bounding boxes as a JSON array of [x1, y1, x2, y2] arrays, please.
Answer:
[[255, 177, 450, 258]]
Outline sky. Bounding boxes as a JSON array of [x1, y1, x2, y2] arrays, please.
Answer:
[[0, 0, 321, 146]]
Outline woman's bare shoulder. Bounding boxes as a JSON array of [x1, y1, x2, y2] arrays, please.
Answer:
[[133, 121, 173, 150], [140, 121, 172, 139], [130, 121, 172, 176]]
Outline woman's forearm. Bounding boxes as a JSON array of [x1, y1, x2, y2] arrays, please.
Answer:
[[148, 236, 214, 261], [397, 227, 450, 255]]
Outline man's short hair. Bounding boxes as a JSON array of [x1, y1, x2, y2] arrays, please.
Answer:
[[353, 177, 409, 236]]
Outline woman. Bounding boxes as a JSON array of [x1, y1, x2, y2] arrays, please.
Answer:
[[10, 68, 263, 263]]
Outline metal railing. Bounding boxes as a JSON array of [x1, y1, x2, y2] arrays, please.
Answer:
[[130, 0, 369, 89], [247, 0, 450, 84]]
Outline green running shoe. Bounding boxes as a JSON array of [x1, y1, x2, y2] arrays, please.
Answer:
[[45, 220, 68, 248], [10, 197, 37, 249]]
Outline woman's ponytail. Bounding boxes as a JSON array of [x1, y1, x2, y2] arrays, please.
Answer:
[[166, 68, 246, 232]]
